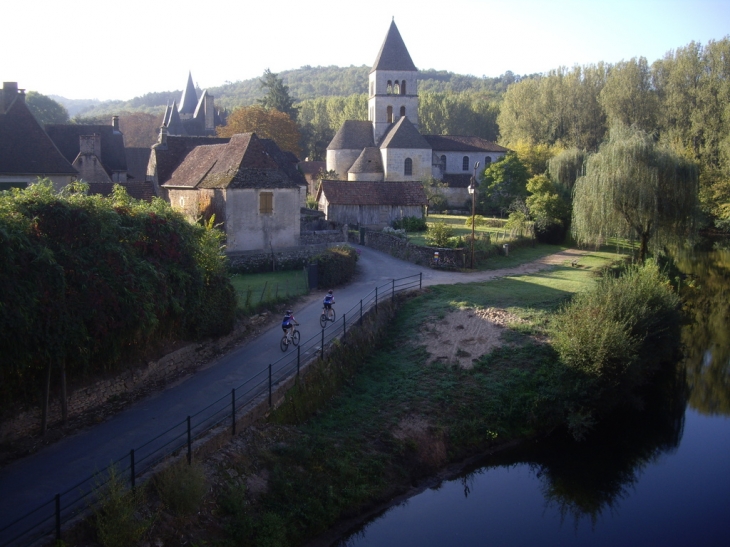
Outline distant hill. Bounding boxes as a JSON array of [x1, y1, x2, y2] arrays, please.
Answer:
[[55, 66, 526, 119]]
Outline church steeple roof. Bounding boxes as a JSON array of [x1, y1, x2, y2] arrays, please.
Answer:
[[179, 72, 198, 115], [371, 20, 417, 74]]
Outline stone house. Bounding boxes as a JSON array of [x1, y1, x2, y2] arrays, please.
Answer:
[[317, 180, 427, 227], [157, 132, 304, 252], [325, 20, 509, 207], [0, 82, 77, 191]]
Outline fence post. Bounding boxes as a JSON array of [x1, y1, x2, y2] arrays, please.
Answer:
[[187, 416, 192, 464], [321, 328, 325, 359], [392, 279, 395, 300], [55, 493, 61, 541], [343, 313, 347, 342], [231, 389, 236, 436], [297, 345, 301, 375], [360, 299, 363, 325], [268, 364, 272, 407], [375, 286, 378, 313], [130, 449, 135, 489], [420, 272, 422, 289]]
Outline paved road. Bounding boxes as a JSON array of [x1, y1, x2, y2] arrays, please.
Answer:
[[0, 244, 578, 545]]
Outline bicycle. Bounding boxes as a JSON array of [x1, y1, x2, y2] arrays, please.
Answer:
[[319, 306, 336, 328], [280, 326, 301, 351]]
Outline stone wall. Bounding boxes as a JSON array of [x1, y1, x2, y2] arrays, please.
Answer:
[[361, 229, 465, 266], [227, 239, 347, 274]]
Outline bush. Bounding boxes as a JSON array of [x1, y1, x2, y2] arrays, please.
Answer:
[[392, 216, 427, 232], [425, 221, 454, 247], [464, 215, 488, 228], [382, 226, 407, 239], [93, 466, 150, 547], [315, 245, 358, 289], [154, 460, 208, 515], [549, 260, 682, 436]]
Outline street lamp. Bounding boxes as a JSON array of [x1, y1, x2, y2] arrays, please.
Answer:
[[468, 161, 480, 269]]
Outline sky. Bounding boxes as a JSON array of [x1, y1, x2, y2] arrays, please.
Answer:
[[3, 0, 730, 101]]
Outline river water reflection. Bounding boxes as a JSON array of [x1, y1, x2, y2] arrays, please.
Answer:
[[339, 247, 730, 547]]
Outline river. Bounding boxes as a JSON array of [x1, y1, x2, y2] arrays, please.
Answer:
[[339, 246, 730, 547]]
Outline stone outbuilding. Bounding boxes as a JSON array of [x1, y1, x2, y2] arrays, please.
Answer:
[[159, 132, 304, 252], [0, 81, 77, 191], [317, 180, 427, 227]]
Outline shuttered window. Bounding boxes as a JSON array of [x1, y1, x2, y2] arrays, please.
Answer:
[[259, 192, 273, 214]]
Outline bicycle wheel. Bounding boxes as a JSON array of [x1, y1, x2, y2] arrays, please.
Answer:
[[329, 308, 336, 322], [320, 312, 327, 329], [292, 330, 300, 346], [280, 335, 289, 352]]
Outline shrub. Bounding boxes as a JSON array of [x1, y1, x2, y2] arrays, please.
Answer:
[[464, 215, 488, 228], [549, 260, 681, 435], [93, 466, 150, 547], [382, 226, 407, 239], [315, 245, 358, 289], [392, 216, 427, 232], [154, 460, 208, 515], [425, 221, 454, 247]]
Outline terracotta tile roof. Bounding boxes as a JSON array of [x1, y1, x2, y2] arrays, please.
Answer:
[[380, 117, 430, 149], [424, 135, 510, 153], [45, 123, 128, 175], [0, 91, 77, 176], [162, 133, 301, 190], [260, 138, 307, 186], [318, 180, 427, 206], [327, 120, 374, 150], [371, 20, 417, 73]]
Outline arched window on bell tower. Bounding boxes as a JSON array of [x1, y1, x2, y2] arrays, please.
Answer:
[[387, 80, 393, 94], [387, 106, 393, 123], [401, 80, 407, 94], [394, 81, 400, 94]]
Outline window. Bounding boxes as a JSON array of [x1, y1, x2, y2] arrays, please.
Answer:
[[440, 155, 447, 171], [401, 80, 407, 94], [259, 192, 273, 214], [400, 106, 406, 118], [462, 156, 469, 171], [387, 106, 393, 123], [394, 81, 400, 94], [404, 158, 413, 176], [485, 156, 492, 166], [387, 80, 393, 94]]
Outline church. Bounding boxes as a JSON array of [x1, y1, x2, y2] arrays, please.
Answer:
[[323, 19, 509, 211]]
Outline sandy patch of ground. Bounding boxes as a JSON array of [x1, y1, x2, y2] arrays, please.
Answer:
[[419, 307, 524, 369]]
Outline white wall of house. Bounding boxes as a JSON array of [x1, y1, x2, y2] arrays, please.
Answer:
[[224, 187, 302, 252], [433, 151, 505, 177], [382, 148, 431, 182]]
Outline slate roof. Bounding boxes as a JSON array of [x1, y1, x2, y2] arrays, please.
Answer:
[[371, 20, 417, 73], [350, 147, 384, 174], [124, 147, 152, 182], [162, 133, 302, 190], [327, 120, 375, 150], [298, 160, 326, 176], [442, 173, 474, 188], [165, 102, 187, 136], [424, 135, 510, 153], [45, 123, 128, 174], [0, 91, 77, 176], [379, 117, 430, 149], [260, 138, 307, 186], [318, 180, 427, 206], [153, 135, 230, 184], [179, 72, 198, 115]]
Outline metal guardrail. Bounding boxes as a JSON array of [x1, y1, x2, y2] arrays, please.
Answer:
[[0, 273, 423, 547]]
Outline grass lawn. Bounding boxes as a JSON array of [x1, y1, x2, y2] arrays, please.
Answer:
[[230, 269, 309, 313]]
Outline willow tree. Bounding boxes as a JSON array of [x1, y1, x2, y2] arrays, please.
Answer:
[[572, 126, 698, 262]]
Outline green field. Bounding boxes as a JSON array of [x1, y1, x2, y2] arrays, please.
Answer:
[[230, 270, 309, 313]]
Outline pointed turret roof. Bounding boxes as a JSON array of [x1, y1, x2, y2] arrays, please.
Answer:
[[166, 101, 187, 136], [371, 20, 417, 73], [179, 72, 198, 115]]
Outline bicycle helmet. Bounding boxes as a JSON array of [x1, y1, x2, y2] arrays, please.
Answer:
[[286, 309, 292, 314], [328, 290, 333, 294]]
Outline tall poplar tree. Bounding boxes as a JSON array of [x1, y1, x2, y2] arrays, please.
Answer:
[[572, 126, 699, 261]]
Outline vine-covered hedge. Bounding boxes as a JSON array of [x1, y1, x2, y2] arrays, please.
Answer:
[[314, 245, 358, 289], [0, 181, 235, 408]]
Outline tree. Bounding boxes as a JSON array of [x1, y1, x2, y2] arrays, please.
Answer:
[[477, 153, 530, 216], [525, 174, 571, 242], [421, 177, 448, 212], [572, 126, 699, 262], [548, 147, 589, 198], [599, 57, 658, 132], [217, 105, 302, 157], [26, 91, 70, 125], [258, 69, 299, 121]]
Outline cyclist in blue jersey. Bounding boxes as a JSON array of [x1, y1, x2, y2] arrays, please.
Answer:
[[281, 310, 299, 340], [323, 290, 335, 317]]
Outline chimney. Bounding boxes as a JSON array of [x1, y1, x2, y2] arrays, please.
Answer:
[[158, 125, 168, 146], [111, 115, 120, 132], [2, 82, 19, 112], [79, 134, 101, 156]]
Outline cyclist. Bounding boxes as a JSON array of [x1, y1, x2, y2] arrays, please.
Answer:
[[323, 290, 335, 319], [281, 309, 299, 341]]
